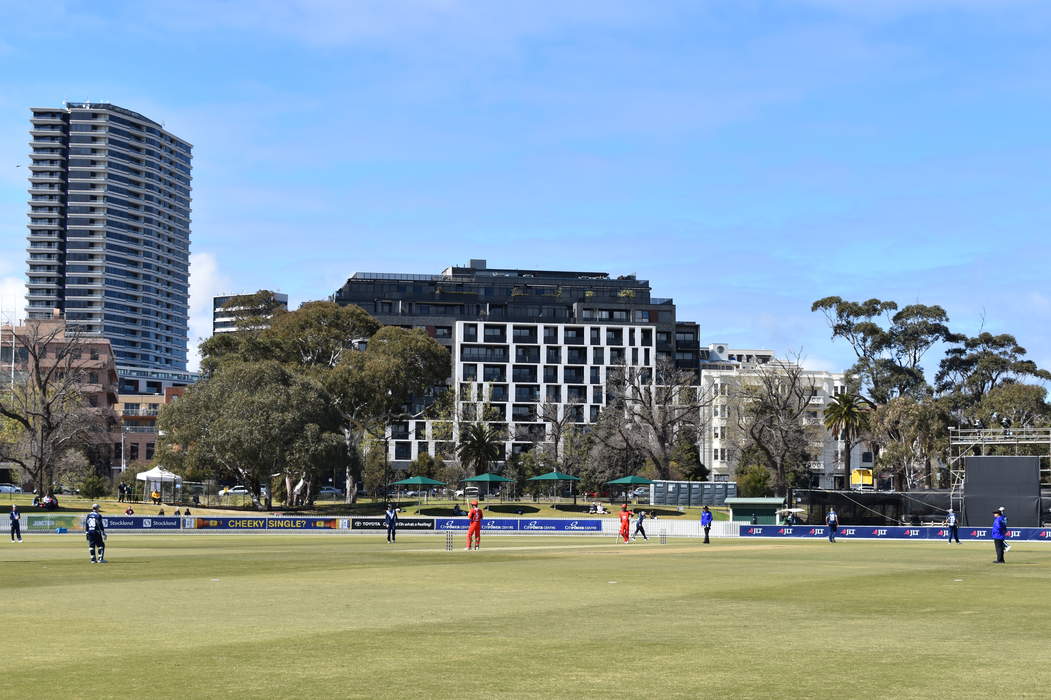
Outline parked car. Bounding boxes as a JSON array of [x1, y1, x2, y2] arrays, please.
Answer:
[[220, 485, 250, 497], [318, 486, 344, 498], [631, 487, 649, 497], [455, 486, 480, 499], [0, 483, 23, 494]]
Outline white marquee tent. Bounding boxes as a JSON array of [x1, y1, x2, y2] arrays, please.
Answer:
[[136, 466, 182, 502]]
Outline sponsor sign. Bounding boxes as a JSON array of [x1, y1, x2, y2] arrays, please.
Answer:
[[351, 517, 434, 530], [101, 516, 180, 529], [194, 517, 268, 530], [520, 518, 602, 532], [739, 525, 1051, 540], [25, 514, 83, 532], [267, 517, 342, 530]]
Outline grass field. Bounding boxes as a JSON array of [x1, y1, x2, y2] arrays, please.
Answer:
[[4, 534, 1050, 699]]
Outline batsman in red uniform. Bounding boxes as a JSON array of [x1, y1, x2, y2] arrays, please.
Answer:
[[619, 505, 633, 543], [466, 500, 483, 550]]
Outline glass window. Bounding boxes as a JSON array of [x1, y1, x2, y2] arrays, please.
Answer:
[[543, 365, 558, 383], [462, 363, 477, 381], [543, 326, 559, 344], [546, 347, 561, 364], [546, 385, 561, 403], [463, 323, 477, 341]]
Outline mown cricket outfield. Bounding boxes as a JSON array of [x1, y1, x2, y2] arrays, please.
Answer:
[[4, 535, 1051, 699]]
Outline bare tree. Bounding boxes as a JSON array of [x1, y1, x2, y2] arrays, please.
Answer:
[[727, 357, 819, 495], [0, 319, 111, 494], [593, 362, 716, 480]]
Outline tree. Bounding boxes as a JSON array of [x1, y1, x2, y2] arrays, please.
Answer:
[[736, 463, 774, 497], [971, 383, 1050, 430], [728, 358, 818, 495], [822, 393, 871, 473], [811, 297, 956, 404], [669, 425, 709, 481], [869, 397, 947, 490], [456, 422, 503, 476], [158, 361, 344, 510], [199, 301, 449, 503], [0, 320, 112, 494], [592, 362, 715, 480], [936, 332, 1051, 408]]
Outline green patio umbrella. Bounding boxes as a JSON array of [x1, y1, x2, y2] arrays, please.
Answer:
[[605, 475, 654, 503], [527, 471, 581, 508], [464, 472, 514, 499], [389, 475, 446, 502]]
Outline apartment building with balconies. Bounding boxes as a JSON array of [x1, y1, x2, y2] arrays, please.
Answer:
[[25, 102, 192, 386]]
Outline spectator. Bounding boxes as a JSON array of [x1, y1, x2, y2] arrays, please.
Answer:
[[124, 506, 135, 515], [150, 489, 161, 505], [174, 508, 181, 517], [192, 494, 200, 507], [157, 507, 165, 516], [183, 508, 191, 516]]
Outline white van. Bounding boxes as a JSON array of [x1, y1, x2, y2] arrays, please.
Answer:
[[455, 486, 481, 499]]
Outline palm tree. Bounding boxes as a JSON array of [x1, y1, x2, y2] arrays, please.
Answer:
[[456, 422, 503, 476], [823, 393, 871, 476]]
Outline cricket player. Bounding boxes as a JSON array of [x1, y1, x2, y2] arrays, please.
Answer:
[[632, 509, 649, 541], [618, 505, 633, 543], [384, 503, 398, 543], [826, 508, 839, 543], [10, 505, 22, 542], [465, 499, 483, 550], [84, 503, 107, 563], [700, 505, 713, 544], [945, 508, 959, 543]]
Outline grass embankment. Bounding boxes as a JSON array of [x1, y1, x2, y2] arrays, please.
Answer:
[[3, 536, 1050, 698]]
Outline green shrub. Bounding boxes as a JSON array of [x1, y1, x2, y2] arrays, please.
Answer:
[[79, 473, 111, 499]]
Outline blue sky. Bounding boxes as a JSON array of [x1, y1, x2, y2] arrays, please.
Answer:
[[1, 0, 1049, 376]]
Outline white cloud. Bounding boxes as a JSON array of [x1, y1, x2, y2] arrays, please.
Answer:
[[186, 251, 231, 371], [0, 276, 26, 325]]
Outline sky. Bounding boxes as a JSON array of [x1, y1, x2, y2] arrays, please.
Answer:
[[0, 0, 1049, 376]]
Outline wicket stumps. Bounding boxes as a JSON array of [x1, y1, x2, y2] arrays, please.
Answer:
[[445, 532, 454, 551], [659, 529, 667, 545]]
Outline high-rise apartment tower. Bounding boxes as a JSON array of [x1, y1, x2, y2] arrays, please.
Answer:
[[25, 102, 192, 375]]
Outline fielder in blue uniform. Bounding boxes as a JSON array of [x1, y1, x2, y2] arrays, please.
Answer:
[[10, 505, 22, 542], [826, 508, 839, 543], [945, 509, 959, 543], [700, 506, 713, 544], [384, 503, 398, 543], [84, 504, 107, 563], [633, 510, 648, 541]]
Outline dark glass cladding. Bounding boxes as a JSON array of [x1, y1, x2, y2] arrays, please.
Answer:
[[24, 103, 192, 371]]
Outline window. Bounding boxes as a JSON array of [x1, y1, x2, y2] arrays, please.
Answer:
[[590, 406, 600, 422], [512, 404, 537, 421], [515, 346, 540, 363], [546, 385, 561, 402], [605, 329, 623, 345], [610, 349, 625, 365], [567, 405, 585, 423], [564, 367, 584, 384], [564, 327, 584, 344], [543, 365, 558, 383], [543, 326, 558, 344], [567, 347, 587, 365], [515, 385, 540, 402], [590, 367, 601, 384], [592, 386, 604, 403], [89, 372, 99, 384], [512, 365, 537, 383], [434, 326, 452, 338], [463, 324, 477, 342], [512, 326, 537, 343], [483, 365, 505, 382], [675, 331, 696, 343], [490, 384, 509, 401], [145, 442, 155, 460], [567, 386, 587, 403], [462, 363, 477, 381], [113, 442, 122, 461], [862, 452, 873, 463], [590, 327, 601, 345], [641, 329, 653, 346], [130, 443, 140, 461], [483, 325, 506, 342], [592, 347, 604, 364], [657, 331, 671, 345], [394, 442, 412, 460], [546, 347, 561, 364]]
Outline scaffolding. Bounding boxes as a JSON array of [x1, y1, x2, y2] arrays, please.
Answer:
[[947, 427, 1051, 512]]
